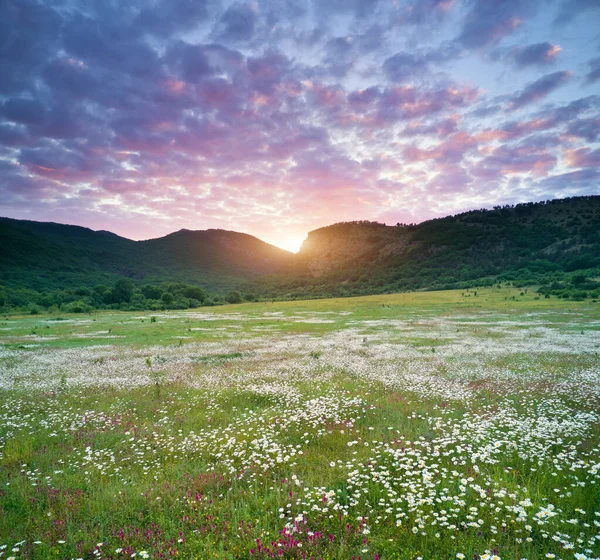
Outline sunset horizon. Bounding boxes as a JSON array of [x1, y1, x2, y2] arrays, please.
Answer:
[[2, 193, 595, 254], [1, 0, 599, 254]]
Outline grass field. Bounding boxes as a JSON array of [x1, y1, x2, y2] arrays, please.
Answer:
[[1, 287, 599, 559]]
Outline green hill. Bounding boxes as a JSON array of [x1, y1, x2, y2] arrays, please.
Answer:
[[0, 218, 293, 293], [255, 196, 600, 299], [1, 196, 599, 311]]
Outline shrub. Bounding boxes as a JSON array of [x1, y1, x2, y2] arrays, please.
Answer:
[[226, 291, 242, 304]]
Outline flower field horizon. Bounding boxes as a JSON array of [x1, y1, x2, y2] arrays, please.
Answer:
[[1, 287, 599, 559]]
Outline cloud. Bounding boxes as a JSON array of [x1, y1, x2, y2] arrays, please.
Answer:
[[473, 142, 557, 179], [400, 115, 461, 137], [0, 123, 30, 147], [0, 0, 62, 95], [510, 42, 562, 68], [213, 3, 257, 42], [18, 143, 111, 181], [383, 45, 459, 82], [247, 50, 292, 94], [166, 42, 215, 83], [376, 84, 479, 122], [509, 71, 572, 109], [1, 98, 46, 126], [426, 164, 472, 193], [62, 12, 160, 78], [136, 0, 209, 37], [554, 0, 600, 25], [563, 147, 600, 168], [397, 0, 456, 26], [457, 0, 539, 48], [322, 37, 356, 78], [311, 0, 381, 18], [404, 132, 479, 164], [585, 57, 600, 84], [536, 168, 600, 193], [549, 95, 600, 124], [566, 117, 600, 142], [383, 53, 423, 82]]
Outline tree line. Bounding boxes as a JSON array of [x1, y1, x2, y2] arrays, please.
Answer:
[[0, 279, 254, 314]]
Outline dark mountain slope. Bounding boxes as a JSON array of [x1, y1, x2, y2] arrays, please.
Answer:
[[1, 196, 599, 304], [0, 219, 140, 291], [256, 196, 600, 298], [137, 229, 295, 289], [0, 218, 293, 292]]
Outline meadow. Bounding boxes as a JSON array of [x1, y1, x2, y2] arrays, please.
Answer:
[[0, 287, 599, 560]]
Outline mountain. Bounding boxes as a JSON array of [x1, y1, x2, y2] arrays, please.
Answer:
[[1, 196, 600, 306], [0, 218, 293, 293], [255, 196, 600, 298]]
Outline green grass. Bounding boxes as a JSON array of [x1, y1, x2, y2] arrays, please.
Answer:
[[1, 288, 599, 559]]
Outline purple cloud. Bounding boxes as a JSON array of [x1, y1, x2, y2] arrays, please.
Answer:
[[383, 53, 423, 82], [383, 45, 459, 82], [511, 42, 562, 68], [166, 42, 214, 83], [564, 147, 600, 168], [586, 57, 600, 84], [537, 169, 600, 194], [136, 0, 209, 37], [509, 71, 572, 109], [213, 3, 257, 42], [1, 98, 46, 126], [554, 0, 600, 24], [397, 0, 455, 26], [457, 0, 541, 48], [566, 117, 600, 142]]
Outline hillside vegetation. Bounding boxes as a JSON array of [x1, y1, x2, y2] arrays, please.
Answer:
[[0, 219, 293, 311], [257, 196, 600, 300], [1, 196, 599, 312]]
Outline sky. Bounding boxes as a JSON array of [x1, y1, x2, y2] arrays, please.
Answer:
[[1, 0, 599, 253]]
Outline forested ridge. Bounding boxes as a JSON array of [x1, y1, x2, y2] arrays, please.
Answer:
[[1, 196, 599, 313]]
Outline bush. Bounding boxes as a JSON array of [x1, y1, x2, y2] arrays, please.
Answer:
[[226, 291, 242, 304], [62, 300, 94, 313], [183, 286, 206, 302], [112, 278, 135, 303]]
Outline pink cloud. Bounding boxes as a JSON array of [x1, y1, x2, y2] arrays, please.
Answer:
[[404, 132, 479, 164], [563, 147, 600, 168]]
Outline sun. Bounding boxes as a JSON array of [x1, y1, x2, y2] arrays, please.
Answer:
[[277, 236, 305, 254]]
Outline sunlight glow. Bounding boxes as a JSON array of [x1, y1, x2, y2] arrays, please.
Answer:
[[276, 236, 306, 253]]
